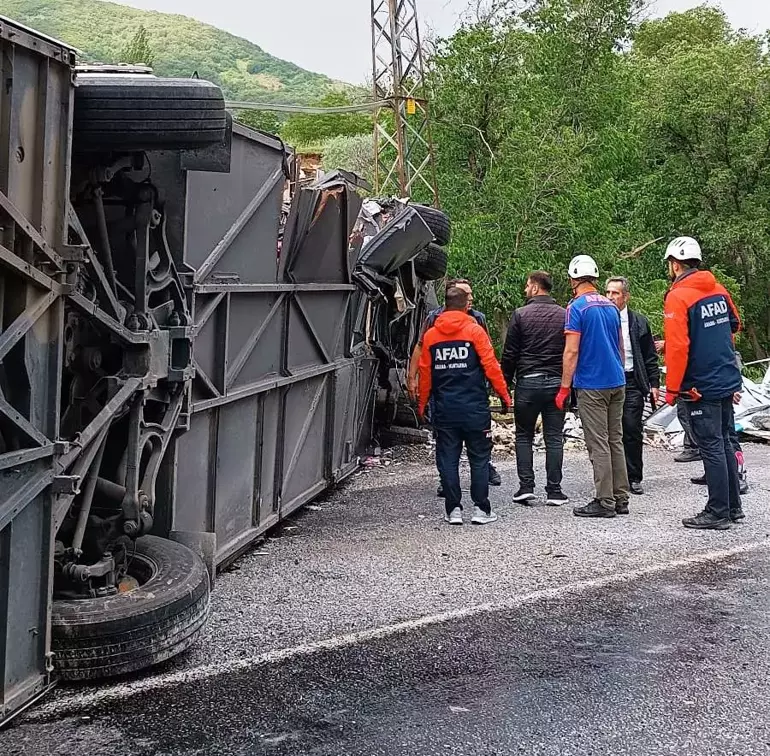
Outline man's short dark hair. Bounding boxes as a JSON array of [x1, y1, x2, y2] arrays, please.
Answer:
[[679, 259, 701, 270], [445, 277, 470, 295], [528, 271, 552, 293], [445, 286, 469, 311]]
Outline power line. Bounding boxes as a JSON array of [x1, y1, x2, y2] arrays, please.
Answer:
[[225, 99, 389, 114]]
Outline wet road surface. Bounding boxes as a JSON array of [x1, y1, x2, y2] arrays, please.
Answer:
[[7, 546, 770, 755]]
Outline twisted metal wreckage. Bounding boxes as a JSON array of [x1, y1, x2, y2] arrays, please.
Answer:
[[0, 17, 450, 723]]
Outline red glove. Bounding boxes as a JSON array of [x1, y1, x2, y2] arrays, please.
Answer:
[[555, 386, 571, 411], [665, 391, 677, 406]]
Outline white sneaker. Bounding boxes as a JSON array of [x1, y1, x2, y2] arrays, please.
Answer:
[[444, 507, 463, 525], [546, 491, 570, 506], [471, 507, 498, 525]]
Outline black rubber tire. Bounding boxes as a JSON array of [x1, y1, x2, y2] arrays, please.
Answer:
[[412, 205, 452, 246], [414, 243, 448, 281], [51, 535, 210, 681], [74, 76, 227, 151]]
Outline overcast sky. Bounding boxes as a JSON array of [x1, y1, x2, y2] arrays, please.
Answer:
[[115, 0, 770, 84]]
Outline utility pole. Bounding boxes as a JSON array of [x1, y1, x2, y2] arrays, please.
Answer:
[[371, 0, 439, 206]]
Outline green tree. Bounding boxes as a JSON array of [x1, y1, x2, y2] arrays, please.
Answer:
[[630, 17, 770, 355], [119, 25, 154, 66], [281, 93, 372, 147], [235, 109, 282, 135], [322, 135, 375, 185], [428, 0, 648, 339]]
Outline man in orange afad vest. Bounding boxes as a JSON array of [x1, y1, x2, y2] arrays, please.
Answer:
[[418, 286, 511, 526], [663, 236, 743, 530]]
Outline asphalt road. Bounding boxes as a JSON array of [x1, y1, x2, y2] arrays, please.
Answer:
[[5, 446, 770, 755]]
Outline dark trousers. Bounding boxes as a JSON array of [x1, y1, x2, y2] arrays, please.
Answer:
[[677, 399, 698, 450], [686, 397, 741, 521], [430, 406, 497, 480], [435, 425, 492, 515], [680, 398, 742, 456], [514, 375, 565, 494], [622, 375, 645, 484]]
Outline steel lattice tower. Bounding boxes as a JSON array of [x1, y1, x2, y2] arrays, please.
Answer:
[[371, 0, 439, 205]]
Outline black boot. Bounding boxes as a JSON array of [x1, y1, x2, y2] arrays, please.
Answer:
[[675, 448, 701, 463], [573, 500, 617, 518], [682, 511, 731, 530]]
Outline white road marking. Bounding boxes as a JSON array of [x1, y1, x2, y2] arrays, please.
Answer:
[[31, 539, 768, 719]]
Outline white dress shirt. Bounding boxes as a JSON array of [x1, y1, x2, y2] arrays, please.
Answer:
[[620, 307, 634, 372]]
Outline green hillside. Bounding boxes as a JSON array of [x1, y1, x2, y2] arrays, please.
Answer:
[[1, 0, 346, 104]]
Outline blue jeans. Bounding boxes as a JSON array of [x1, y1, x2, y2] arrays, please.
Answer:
[[435, 425, 492, 515], [686, 397, 742, 520]]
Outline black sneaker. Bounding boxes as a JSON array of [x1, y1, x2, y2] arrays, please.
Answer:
[[675, 448, 701, 463], [545, 491, 569, 506], [682, 511, 731, 530], [691, 474, 706, 485], [513, 487, 536, 504], [489, 466, 502, 487], [437, 485, 445, 498], [731, 508, 746, 522], [615, 501, 630, 515], [573, 500, 616, 518], [629, 481, 644, 495]]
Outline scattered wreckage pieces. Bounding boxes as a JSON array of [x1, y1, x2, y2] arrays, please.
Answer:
[[491, 414, 586, 455], [644, 369, 770, 446]]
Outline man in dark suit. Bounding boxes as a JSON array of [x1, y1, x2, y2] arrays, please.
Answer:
[[605, 277, 660, 495]]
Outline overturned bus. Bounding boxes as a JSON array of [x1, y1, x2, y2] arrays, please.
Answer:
[[0, 16, 450, 723]]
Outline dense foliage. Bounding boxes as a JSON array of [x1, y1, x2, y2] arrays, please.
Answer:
[[281, 93, 372, 146], [3, 0, 347, 104], [321, 135, 376, 185], [428, 2, 765, 355]]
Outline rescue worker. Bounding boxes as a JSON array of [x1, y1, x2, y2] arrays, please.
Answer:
[[605, 276, 660, 495], [662, 236, 743, 530], [557, 255, 630, 518], [408, 278, 502, 491], [418, 286, 511, 525], [501, 271, 568, 505]]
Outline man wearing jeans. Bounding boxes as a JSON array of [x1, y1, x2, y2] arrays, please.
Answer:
[[662, 236, 743, 530], [501, 271, 567, 505], [556, 255, 630, 518], [418, 287, 511, 525]]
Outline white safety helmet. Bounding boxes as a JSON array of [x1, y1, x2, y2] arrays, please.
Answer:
[[664, 236, 702, 262], [567, 254, 599, 280]]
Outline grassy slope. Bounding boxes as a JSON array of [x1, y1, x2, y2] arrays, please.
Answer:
[[2, 0, 344, 104]]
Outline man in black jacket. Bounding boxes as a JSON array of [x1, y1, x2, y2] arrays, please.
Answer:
[[501, 271, 568, 505], [605, 277, 660, 495]]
